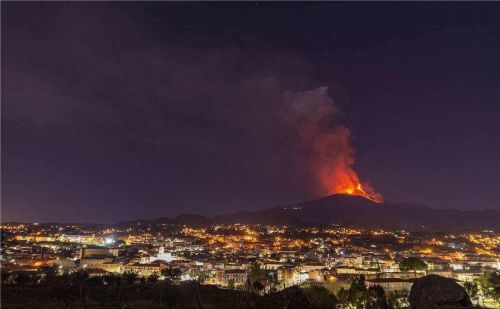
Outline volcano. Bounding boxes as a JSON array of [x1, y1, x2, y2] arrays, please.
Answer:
[[121, 194, 499, 231], [210, 194, 499, 231]]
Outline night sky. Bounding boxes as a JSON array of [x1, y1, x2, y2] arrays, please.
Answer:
[[2, 3, 500, 223]]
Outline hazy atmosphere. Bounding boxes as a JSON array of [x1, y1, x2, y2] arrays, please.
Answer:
[[3, 3, 500, 223]]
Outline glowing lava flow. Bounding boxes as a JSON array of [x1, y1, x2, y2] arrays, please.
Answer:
[[341, 183, 383, 203]]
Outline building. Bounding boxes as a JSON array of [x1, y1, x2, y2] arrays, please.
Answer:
[[123, 261, 167, 277], [365, 278, 415, 295], [216, 269, 248, 286], [80, 257, 114, 269], [145, 246, 173, 263], [262, 260, 284, 270], [86, 268, 111, 277], [79, 247, 120, 259], [300, 261, 326, 272]]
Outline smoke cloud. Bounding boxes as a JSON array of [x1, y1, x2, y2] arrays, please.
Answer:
[[281, 87, 382, 202]]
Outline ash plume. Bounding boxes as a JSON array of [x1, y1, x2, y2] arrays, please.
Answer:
[[281, 87, 382, 202]]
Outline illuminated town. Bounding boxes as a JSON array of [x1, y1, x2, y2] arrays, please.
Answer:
[[1, 221, 499, 307]]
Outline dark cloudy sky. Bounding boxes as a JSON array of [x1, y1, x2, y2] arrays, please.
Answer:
[[2, 3, 500, 223]]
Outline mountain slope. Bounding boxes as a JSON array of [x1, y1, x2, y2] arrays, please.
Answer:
[[222, 194, 499, 230], [120, 194, 499, 231]]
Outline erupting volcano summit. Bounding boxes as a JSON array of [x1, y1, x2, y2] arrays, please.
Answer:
[[282, 87, 382, 203]]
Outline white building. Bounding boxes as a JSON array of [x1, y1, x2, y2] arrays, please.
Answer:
[[142, 246, 173, 263]]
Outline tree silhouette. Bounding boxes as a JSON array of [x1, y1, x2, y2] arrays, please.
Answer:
[[463, 281, 478, 304], [39, 265, 58, 284], [122, 271, 138, 285], [147, 272, 159, 284], [15, 273, 31, 285], [161, 267, 181, 281], [69, 270, 89, 307], [478, 271, 500, 305], [1, 269, 11, 284], [387, 290, 409, 309], [248, 262, 271, 292], [103, 273, 121, 286], [366, 285, 388, 309], [399, 257, 427, 277], [301, 285, 338, 309], [337, 275, 370, 309], [86, 275, 104, 286]]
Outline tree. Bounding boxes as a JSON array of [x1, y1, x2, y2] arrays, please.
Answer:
[[69, 269, 89, 285], [161, 267, 181, 280], [31, 272, 42, 286], [86, 275, 104, 286], [399, 257, 427, 277], [387, 290, 409, 309], [69, 270, 89, 307], [337, 275, 369, 309], [248, 262, 265, 283], [253, 281, 265, 291], [147, 273, 159, 284], [39, 265, 58, 284], [122, 271, 138, 285], [478, 271, 500, 306], [1, 269, 11, 284], [337, 287, 350, 308], [366, 285, 388, 309], [103, 273, 121, 286], [463, 281, 478, 304], [302, 286, 338, 309], [15, 272, 31, 285], [159, 280, 182, 308], [349, 275, 369, 309], [248, 262, 271, 292], [196, 272, 208, 283]]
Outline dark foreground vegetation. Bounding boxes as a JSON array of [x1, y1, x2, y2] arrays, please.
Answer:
[[3, 270, 495, 308], [1, 278, 379, 309], [2, 282, 250, 309]]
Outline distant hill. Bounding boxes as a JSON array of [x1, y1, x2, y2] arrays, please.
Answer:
[[120, 194, 499, 231]]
